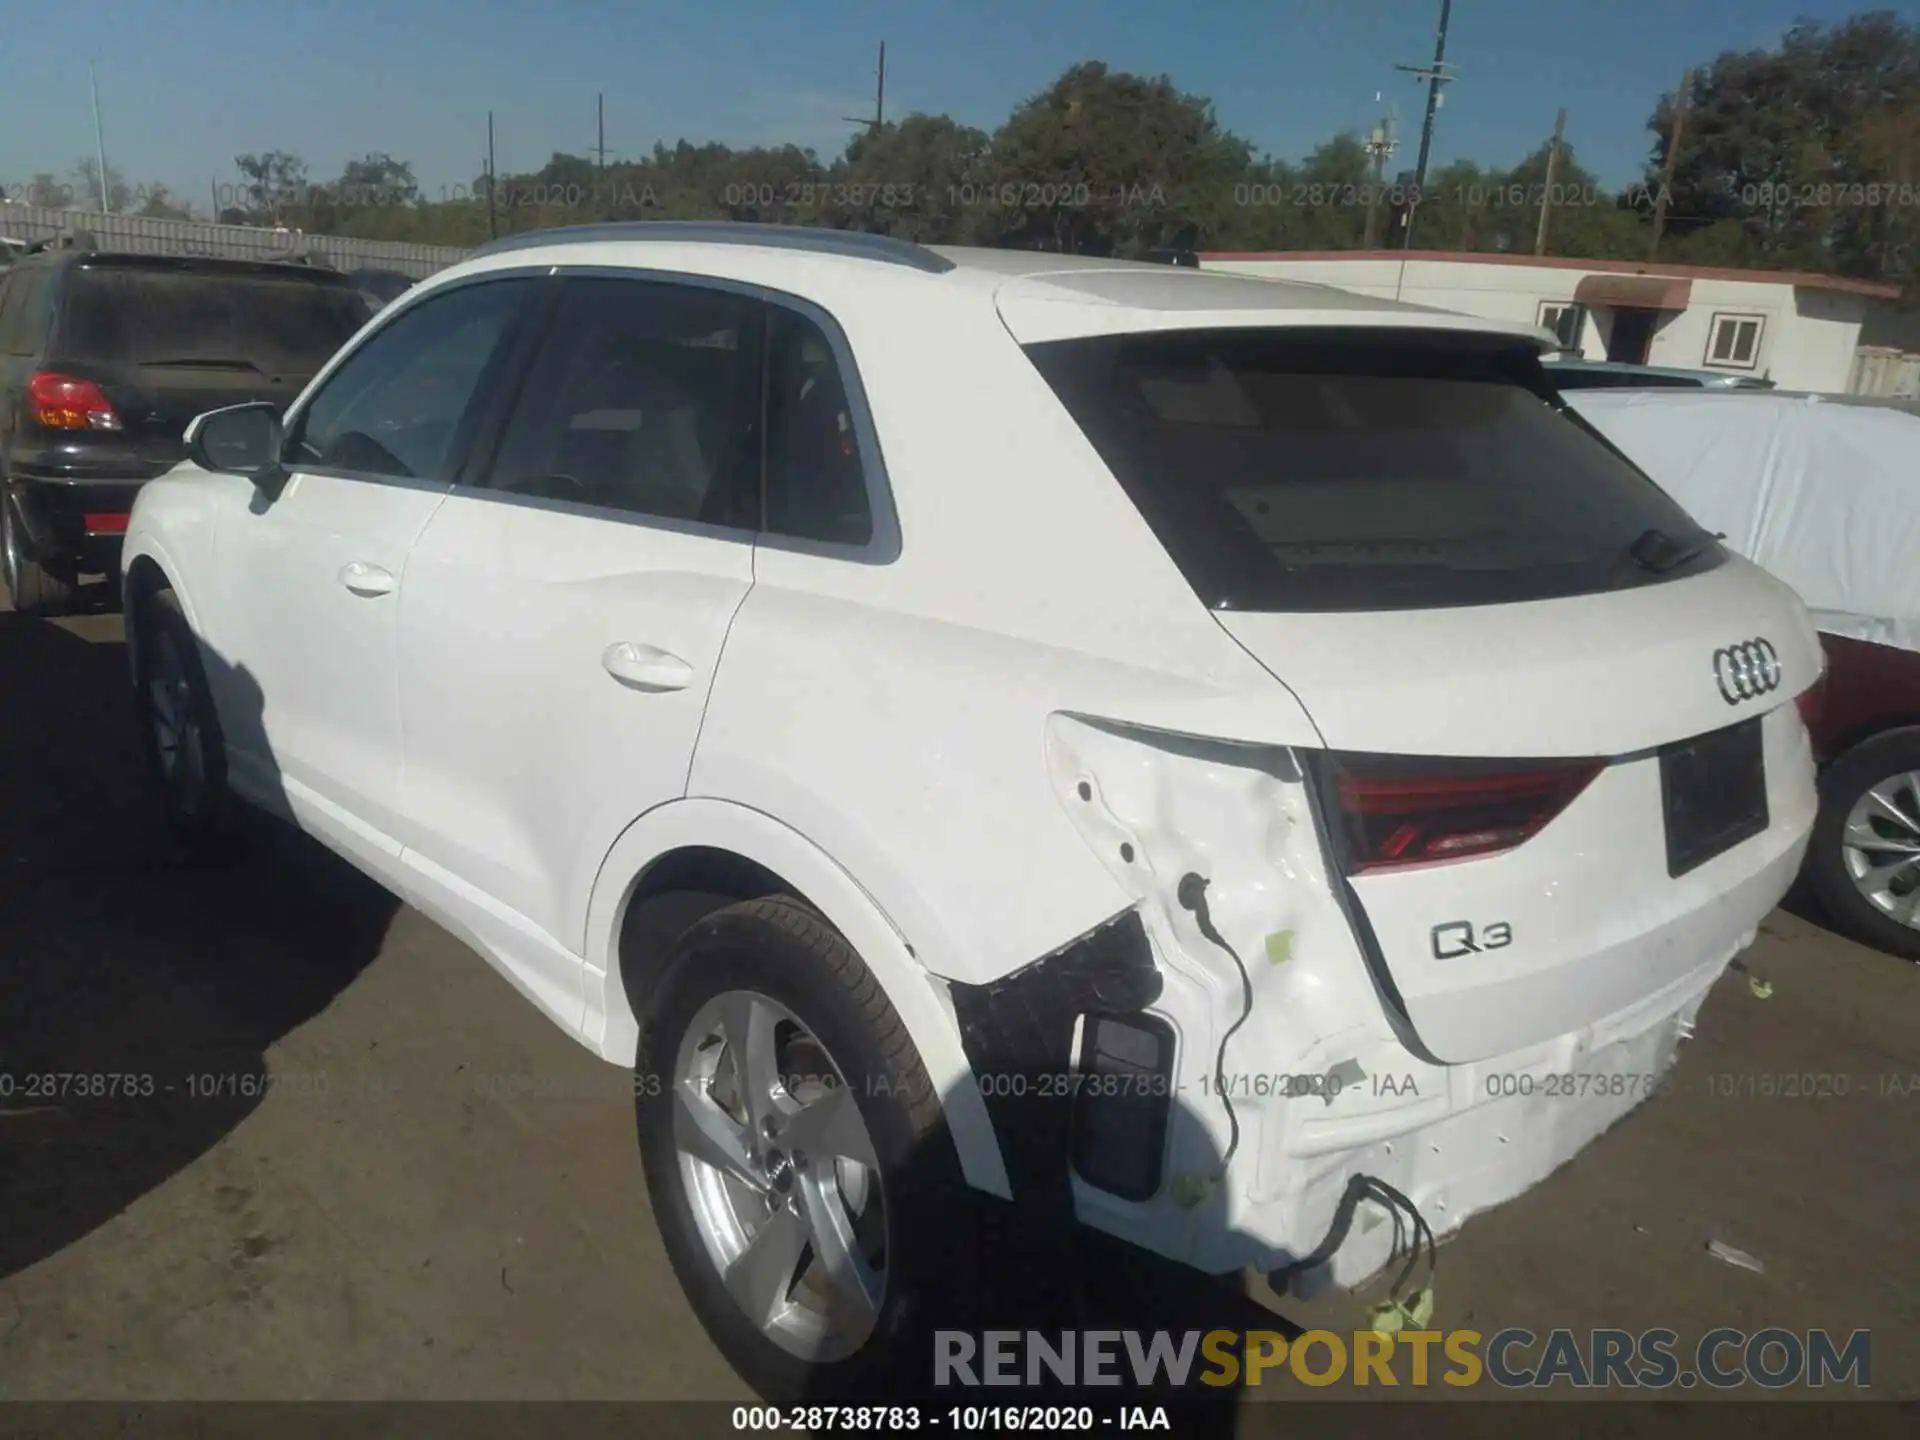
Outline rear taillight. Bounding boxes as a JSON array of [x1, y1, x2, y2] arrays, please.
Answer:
[[28, 371, 123, 431], [1325, 752, 1604, 874], [83, 512, 129, 534]]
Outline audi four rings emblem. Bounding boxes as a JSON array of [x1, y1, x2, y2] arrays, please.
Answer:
[[1713, 638, 1782, 705]]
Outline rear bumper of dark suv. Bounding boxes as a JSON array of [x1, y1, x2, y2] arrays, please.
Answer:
[[6, 456, 173, 578]]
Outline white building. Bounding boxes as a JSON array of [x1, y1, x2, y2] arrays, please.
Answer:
[[1200, 249, 1915, 396]]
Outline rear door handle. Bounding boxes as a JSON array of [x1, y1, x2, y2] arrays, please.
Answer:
[[338, 561, 395, 597], [601, 641, 694, 692]]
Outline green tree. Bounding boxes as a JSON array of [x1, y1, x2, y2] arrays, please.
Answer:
[[833, 113, 991, 242], [232, 151, 310, 223], [68, 157, 131, 212], [1649, 11, 1920, 285], [969, 61, 1255, 254]]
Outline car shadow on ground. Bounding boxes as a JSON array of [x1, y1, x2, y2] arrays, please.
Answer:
[[0, 606, 399, 1282]]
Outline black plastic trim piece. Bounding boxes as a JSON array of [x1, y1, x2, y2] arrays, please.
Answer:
[[949, 909, 1163, 1202]]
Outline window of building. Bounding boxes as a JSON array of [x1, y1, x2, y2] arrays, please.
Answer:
[[1538, 301, 1587, 350], [1707, 313, 1764, 370]]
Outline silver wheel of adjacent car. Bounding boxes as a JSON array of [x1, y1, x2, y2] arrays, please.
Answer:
[[2, 498, 22, 602], [672, 988, 887, 1363], [1841, 771, 1920, 930]]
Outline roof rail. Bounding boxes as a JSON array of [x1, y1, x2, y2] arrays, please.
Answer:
[[469, 220, 957, 274]]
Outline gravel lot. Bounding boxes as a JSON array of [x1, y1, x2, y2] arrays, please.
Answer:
[[2, 597, 1915, 1431]]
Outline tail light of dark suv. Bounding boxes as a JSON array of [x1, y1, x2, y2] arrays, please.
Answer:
[[28, 372, 123, 432], [1319, 751, 1605, 874]]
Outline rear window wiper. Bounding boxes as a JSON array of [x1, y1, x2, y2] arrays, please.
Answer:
[[1623, 527, 1722, 575], [137, 356, 267, 372]]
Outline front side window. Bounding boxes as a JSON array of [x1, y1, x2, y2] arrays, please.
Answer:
[[1025, 327, 1723, 612], [479, 277, 759, 528], [288, 279, 529, 481]]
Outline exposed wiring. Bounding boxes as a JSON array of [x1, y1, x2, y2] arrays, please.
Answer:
[[1176, 872, 1255, 1175], [1269, 1172, 1438, 1305], [1175, 869, 1439, 1307]]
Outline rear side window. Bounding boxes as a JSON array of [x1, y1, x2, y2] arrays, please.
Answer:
[[763, 307, 872, 546], [480, 277, 760, 528], [0, 270, 49, 356], [52, 267, 370, 376], [1025, 328, 1723, 612]]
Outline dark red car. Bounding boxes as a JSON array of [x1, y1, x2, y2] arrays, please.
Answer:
[[1800, 633, 1920, 961]]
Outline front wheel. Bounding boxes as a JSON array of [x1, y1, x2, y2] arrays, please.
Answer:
[[132, 586, 238, 860], [1806, 728, 1920, 963], [636, 898, 973, 1400]]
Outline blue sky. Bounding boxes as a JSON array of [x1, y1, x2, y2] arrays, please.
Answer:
[[4, 0, 1914, 212]]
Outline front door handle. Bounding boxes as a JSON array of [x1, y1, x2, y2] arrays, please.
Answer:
[[338, 561, 395, 597], [601, 641, 694, 692]]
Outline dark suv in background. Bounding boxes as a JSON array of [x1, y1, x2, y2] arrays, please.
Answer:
[[0, 249, 371, 614]]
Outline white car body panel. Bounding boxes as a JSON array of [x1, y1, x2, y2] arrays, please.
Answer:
[[211, 469, 452, 867], [122, 235, 1821, 1294], [1214, 557, 1823, 759], [395, 493, 755, 957], [581, 796, 1013, 1199]]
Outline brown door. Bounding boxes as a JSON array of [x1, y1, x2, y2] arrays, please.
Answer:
[[1606, 308, 1659, 364]]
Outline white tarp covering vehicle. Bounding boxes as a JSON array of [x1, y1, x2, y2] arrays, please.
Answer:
[[1566, 391, 1920, 654], [1570, 389, 1920, 962]]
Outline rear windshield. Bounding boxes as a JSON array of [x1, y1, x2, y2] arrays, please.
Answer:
[[55, 267, 370, 376], [1025, 328, 1724, 612]]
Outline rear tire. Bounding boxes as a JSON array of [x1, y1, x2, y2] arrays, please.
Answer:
[[1806, 728, 1920, 963], [636, 897, 974, 1401], [2, 495, 76, 618], [132, 586, 239, 862]]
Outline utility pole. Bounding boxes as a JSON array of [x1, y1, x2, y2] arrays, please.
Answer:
[[1649, 70, 1691, 259], [594, 93, 608, 174], [842, 41, 886, 137], [89, 61, 112, 212], [1534, 107, 1566, 256], [486, 111, 498, 240], [1395, 0, 1457, 249], [1361, 97, 1400, 249]]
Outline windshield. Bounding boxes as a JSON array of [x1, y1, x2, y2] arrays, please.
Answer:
[[55, 267, 370, 376], [1024, 327, 1723, 612]]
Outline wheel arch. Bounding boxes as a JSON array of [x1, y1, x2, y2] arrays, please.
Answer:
[[121, 540, 205, 658], [584, 798, 1012, 1199], [121, 547, 185, 682], [1822, 715, 1920, 771]]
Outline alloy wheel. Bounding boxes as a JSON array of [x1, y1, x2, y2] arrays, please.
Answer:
[[1841, 770, 1920, 930], [671, 988, 887, 1363], [2, 501, 19, 602], [147, 628, 208, 818]]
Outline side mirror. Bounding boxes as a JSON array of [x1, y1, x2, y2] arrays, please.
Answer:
[[185, 402, 286, 495]]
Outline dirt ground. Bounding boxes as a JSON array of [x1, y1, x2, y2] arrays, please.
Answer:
[[2, 598, 1916, 1432]]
